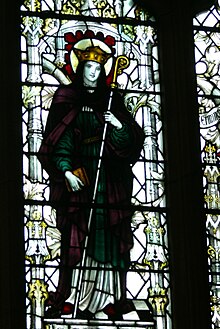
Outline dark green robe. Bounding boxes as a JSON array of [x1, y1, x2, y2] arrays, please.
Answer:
[[53, 110, 132, 268], [38, 84, 145, 308]]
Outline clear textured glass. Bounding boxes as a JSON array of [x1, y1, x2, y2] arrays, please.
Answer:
[[194, 2, 220, 328]]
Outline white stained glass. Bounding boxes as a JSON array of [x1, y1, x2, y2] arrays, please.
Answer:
[[21, 35, 26, 49], [21, 63, 28, 82], [196, 9, 220, 27], [41, 0, 54, 11], [193, 0, 220, 26]]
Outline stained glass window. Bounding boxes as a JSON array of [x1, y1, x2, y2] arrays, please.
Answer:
[[194, 1, 220, 327], [21, 1, 171, 328]]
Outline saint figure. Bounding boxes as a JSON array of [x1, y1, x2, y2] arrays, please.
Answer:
[[38, 42, 144, 319]]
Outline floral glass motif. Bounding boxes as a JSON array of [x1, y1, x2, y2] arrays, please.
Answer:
[[21, 1, 171, 329], [194, 1, 220, 328]]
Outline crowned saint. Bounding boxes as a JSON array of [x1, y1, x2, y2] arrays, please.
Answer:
[[38, 36, 144, 319]]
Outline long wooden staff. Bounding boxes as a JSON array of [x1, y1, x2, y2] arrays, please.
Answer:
[[73, 55, 129, 318]]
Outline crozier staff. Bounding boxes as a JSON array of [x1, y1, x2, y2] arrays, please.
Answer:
[[38, 43, 144, 319]]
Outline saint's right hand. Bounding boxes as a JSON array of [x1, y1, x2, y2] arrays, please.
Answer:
[[65, 171, 84, 192]]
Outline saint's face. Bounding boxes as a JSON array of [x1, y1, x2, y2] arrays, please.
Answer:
[[83, 61, 101, 86]]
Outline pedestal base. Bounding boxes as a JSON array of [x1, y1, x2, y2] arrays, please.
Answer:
[[43, 300, 155, 329]]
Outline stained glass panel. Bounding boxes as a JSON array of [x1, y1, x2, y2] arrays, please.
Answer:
[[21, 1, 171, 328], [194, 2, 220, 328]]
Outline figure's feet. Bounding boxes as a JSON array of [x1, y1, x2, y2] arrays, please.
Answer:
[[62, 302, 73, 315], [45, 303, 94, 319], [76, 308, 94, 319], [103, 303, 122, 320], [103, 300, 135, 320], [44, 306, 61, 318], [62, 303, 94, 319], [44, 303, 73, 318]]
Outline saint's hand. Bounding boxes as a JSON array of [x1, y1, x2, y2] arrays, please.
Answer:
[[65, 171, 84, 192], [104, 111, 122, 129]]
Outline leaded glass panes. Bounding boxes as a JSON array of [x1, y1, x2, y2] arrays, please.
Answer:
[[194, 2, 220, 327], [21, 1, 171, 328]]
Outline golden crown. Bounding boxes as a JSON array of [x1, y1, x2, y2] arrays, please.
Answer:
[[74, 46, 111, 65]]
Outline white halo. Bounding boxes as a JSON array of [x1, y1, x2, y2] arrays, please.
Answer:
[[70, 38, 113, 75]]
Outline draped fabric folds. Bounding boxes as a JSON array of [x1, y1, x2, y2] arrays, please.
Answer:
[[38, 82, 144, 311]]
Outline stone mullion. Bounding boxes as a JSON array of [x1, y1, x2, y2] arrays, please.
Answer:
[[156, 2, 211, 329]]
